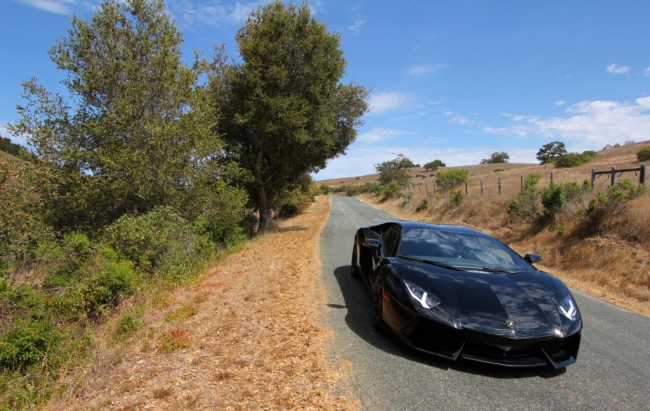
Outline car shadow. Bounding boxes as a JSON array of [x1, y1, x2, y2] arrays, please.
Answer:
[[329, 265, 566, 379]]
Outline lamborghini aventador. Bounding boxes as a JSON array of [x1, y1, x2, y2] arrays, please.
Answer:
[[351, 221, 582, 369]]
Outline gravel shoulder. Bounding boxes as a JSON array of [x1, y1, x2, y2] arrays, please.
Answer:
[[48, 196, 360, 410]]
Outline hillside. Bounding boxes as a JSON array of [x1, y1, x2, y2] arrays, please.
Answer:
[[324, 141, 650, 316]]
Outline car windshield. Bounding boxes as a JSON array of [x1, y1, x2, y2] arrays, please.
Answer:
[[398, 228, 531, 272]]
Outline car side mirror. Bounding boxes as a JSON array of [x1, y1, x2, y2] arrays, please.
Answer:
[[524, 253, 542, 264]]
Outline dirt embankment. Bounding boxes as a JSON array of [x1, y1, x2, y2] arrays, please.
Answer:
[[48, 196, 360, 410]]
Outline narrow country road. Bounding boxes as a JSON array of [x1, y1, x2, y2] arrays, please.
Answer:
[[320, 196, 650, 410]]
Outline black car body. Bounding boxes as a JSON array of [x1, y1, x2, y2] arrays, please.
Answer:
[[351, 221, 582, 369]]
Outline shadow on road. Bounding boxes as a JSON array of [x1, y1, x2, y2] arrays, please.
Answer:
[[329, 265, 566, 379]]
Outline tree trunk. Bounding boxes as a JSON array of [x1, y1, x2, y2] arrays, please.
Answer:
[[257, 183, 273, 233]]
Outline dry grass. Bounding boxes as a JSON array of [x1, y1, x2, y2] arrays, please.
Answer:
[[46, 196, 360, 410], [354, 141, 650, 317]]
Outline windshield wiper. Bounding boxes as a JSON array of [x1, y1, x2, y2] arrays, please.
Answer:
[[399, 255, 463, 271], [479, 266, 516, 274]]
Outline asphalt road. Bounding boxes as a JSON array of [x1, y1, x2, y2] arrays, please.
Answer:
[[320, 196, 650, 411]]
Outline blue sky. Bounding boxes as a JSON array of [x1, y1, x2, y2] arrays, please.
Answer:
[[2, 0, 650, 180]]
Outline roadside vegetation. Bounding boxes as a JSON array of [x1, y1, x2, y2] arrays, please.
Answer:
[[1, 0, 366, 408], [321, 141, 649, 316]]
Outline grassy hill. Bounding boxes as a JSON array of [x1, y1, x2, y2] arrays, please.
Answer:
[[323, 141, 650, 316]]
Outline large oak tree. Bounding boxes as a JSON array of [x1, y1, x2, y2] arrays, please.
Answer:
[[11, 0, 234, 230], [216, 1, 368, 233]]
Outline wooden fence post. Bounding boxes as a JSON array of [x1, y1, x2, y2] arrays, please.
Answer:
[[520, 175, 523, 191], [498, 177, 502, 195], [550, 172, 554, 184], [611, 167, 616, 186], [591, 168, 596, 190], [640, 164, 646, 185], [480, 179, 484, 196], [465, 180, 468, 195]]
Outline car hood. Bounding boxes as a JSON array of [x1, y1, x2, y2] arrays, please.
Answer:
[[397, 261, 579, 339]]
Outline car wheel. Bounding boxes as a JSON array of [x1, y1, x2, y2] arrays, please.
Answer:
[[350, 245, 360, 279], [371, 277, 386, 333]]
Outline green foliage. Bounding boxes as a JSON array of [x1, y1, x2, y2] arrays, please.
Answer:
[[102, 207, 210, 279], [416, 198, 430, 212], [216, 1, 368, 232], [508, 174, 542, 219], [540, 181, 587, 220], [555, 151, 596, 168], [448, 190, 464, 207], [115, 315, 142, 341], [581, 180, 646, 235], [480, 151, 509, 164], [435, 169, 469, 191], [536, 141, 567, 164], [0, 137, 31, 159], [0, 320, 61, 371], [10, 0, 225, 231], [423, 159, 445, 171], [637, 146, 650, 162], [382, 181, 402, 201], [0, 160, 55, 277], [375, 154, 413, 185]]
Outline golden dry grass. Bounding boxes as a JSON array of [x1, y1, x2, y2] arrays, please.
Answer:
[[353, 141, 650, 316], [46, 196, 360, 410]]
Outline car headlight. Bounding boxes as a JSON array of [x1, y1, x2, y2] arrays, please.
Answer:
[[403, 280, 441, 309], [558, 294, 579, 321]]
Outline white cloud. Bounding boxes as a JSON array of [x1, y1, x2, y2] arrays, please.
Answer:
[[169, 0, 270, 28], [15, 0, 94, 15], [348, 17, 366, 34], [555, 100, 567, 106], [485, 97, 650, 147], [405, 64, 446, 76], [606, 63, 630, 74], [644, 66, 650, 77], [357, 127, 408, 143], [444, 110, 470, 125], [367, 91, 413, 114]]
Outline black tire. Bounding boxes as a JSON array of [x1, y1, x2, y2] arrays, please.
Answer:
[[351, 244, 360, 279], [371, 277, 386, 332]]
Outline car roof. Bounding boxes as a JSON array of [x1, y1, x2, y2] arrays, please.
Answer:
[[374, 220, 488, 237]]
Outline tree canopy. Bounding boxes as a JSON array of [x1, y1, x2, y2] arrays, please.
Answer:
[[423, 159, 446, 171], [375, 154, 413, 185], [536, 141, 567, 164], [480, 151, 510, 164], [216, 1, 368, 232], [9, 0, 241, 231]]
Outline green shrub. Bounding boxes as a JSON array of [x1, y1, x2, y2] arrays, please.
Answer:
[[0, 320, 61, 371], [382, 181, 401, 201], [435, 169, 469, 191], [416, 198, 430, 212], [448, 190, 464, 206], [508, 174, 542, 219], [637, 146, 650, 162], [540, 181, 586, 219], [103, 207, 211, 280], [555, 151, 596, 168], [582, 180, 646, 235]]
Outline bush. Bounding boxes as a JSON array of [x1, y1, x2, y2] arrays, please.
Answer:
[[448, 190, 464, 206], [382, 181, 401, 201], [416, 197, 429, 212], [582, 180, 646, 235], [435, 169, 469, 191], [103, 207, 211, 280], [0, 320, 61, 371], [508, 174, 542, 219], [540, 181, 587, 220], [637, 146, 650, 162], [555, 151, 596, 168]]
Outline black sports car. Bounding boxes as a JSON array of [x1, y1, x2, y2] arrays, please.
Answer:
[[351, 221, 582, 369]]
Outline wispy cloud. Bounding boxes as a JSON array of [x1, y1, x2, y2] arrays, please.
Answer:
[[348, 17, 366, 34], [405, 64, 446, 76], [484, 97, 650, 147], [14, 0, 94, 15], [169, 0, 270, 28], [644, 66, 650, 77], [444, 110, 470, 125], [606, 63, 630, 74], [367, 91, 413, 114], [357, 127, 408, 143]]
